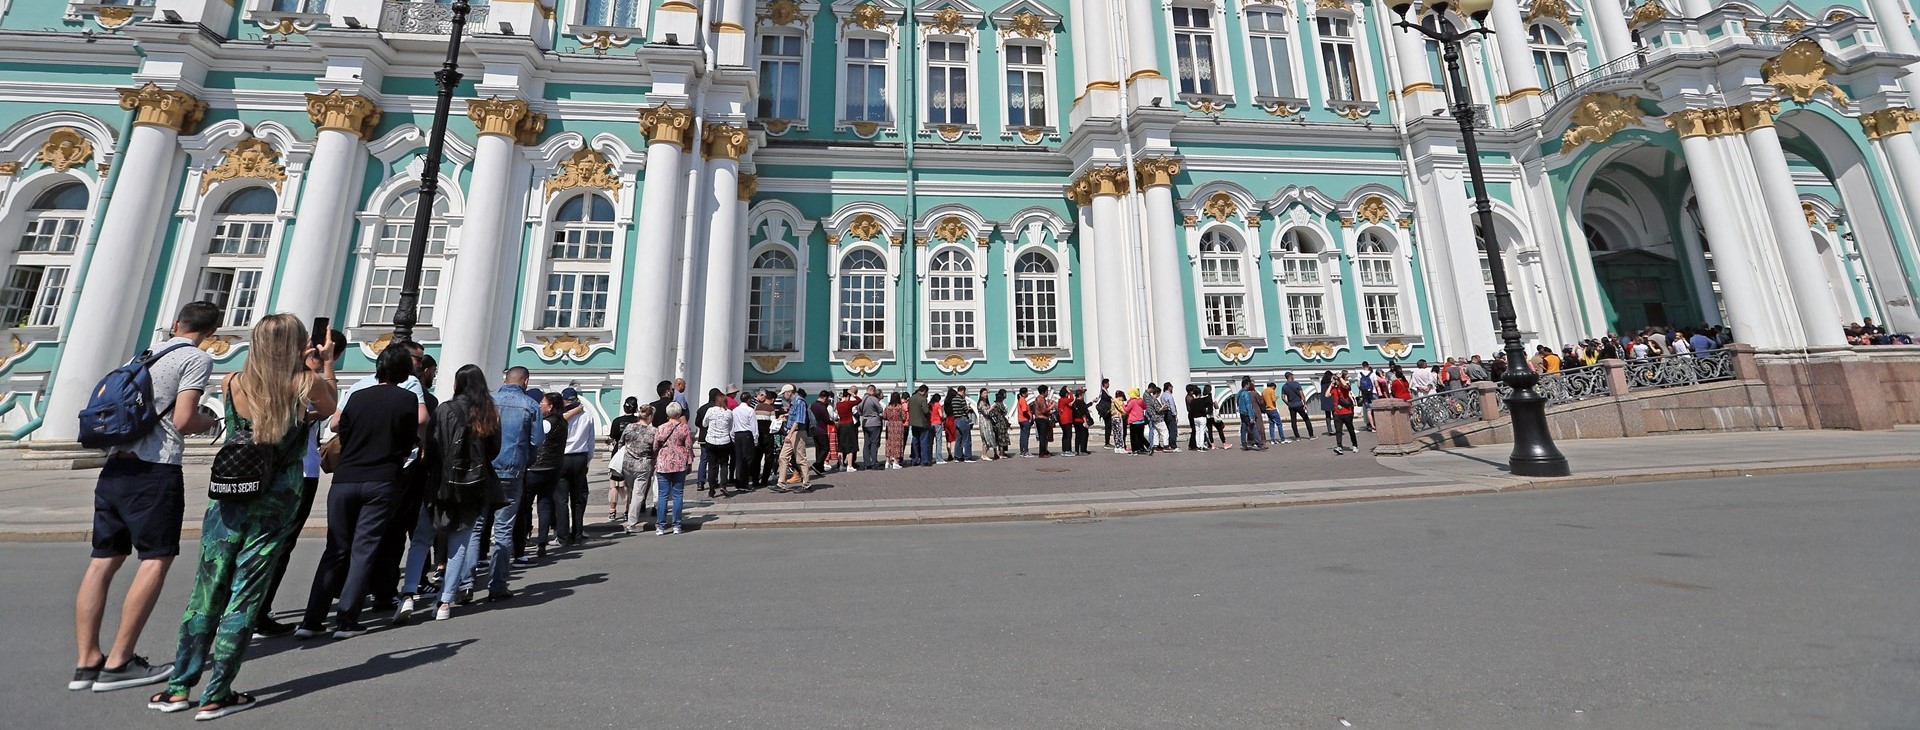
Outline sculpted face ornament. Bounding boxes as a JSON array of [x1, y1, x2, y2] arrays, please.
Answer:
[[1561, 93, 1646, 148]]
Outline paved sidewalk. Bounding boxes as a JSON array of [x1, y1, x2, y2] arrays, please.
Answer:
[[2, 428, 1914, 539]]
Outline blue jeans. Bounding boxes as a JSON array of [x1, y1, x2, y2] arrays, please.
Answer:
[[401, 504, 435, 595], [436, 518, 475, 605], [1265, 408, 1283, 441], [526, 468, 562, 546], [480, 475, 523, 594], [655, 471, 686, 530], [1240, 417, 1262, 448], [953, 416, 973, 461], [1018, 421, 1031, 454]]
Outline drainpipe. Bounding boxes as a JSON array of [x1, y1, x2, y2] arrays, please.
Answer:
[[673, 3, 716, 380], [901, 3, 920, 390], [1107, 5, 1150, 383], [19, 105, 140, 442]]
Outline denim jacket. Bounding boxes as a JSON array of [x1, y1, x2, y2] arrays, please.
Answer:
[[492, 384, 540, 479]]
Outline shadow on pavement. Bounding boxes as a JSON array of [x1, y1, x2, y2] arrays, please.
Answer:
[[251, 639, 477, 706]]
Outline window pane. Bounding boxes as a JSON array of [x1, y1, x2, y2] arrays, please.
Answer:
[[1, 266, 44, 327]]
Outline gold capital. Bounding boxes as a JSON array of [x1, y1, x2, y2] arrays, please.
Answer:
[[737, 173, 758, 202], [1084, 166, 1130, 198], [1735, 100, 1779, 131], [516, 112, 548, 146], [702, 122, 751, 160], [117, 83, 206, 135], [1133, 157, 1182, 189], [304, 91, 382, 140], [1861, 107, 1920, 140], [466, 97, 530, 139], [1666, 107, 1742, 138], [638, 103, 694, 152], [1064, 178, 1091, 207]]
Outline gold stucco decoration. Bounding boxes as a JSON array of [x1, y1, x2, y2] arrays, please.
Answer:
[[764, 119, 794, 135], [1778, 17, 1807, 33], [1627, 0, 1666, 28], [738, 173, 759, 202], [546, 148, 620, 201], [1008, 10, 1048, 38], [93, 6, 137, 28], [1017, 126, 1046, 144], [1380, 338, 1412, 358], [1802, 202, 1819, 226], [35, 129, 93, 173], [932, 215, 968, 243], [927, 6, 968, 34], [1561, 92, 1646, 148], [1297, 341, 1338, 360], [764, 0, 804, 25], [845, 353, 881, 376], [934, 124, 963, 142], [1218, 341, 1254, 364], [639, 103, 695, 151], [1314, 0, 1348, 10], [197, 335, 241, 358], [0, 161, 19, 177], [1355, 195, 1392, 226], [850, 121, 882, 138], [1202, 193, 1238, 223], [1023, 353, 1056, 371], [846, 3, 887, 30], [703, 122, 751, 160], [539, 334, 600, 361], [468, 97, 530, 139], [1859, 107, 1919, 140], [1524, 0, 1570, 25], [1133, 157, 1181, 189], [200, 139, 287, 195], [118, 84, 206, 135], [936, 353, 971, 374], [752, 355, 786, 373], [848, 213, 883, 241], [304, 91, 382, 140], [1763, 39, 1849, 105], [0, 335, 29, 371]]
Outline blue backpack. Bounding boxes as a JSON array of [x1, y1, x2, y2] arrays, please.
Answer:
[[76, 343, 194, 450]]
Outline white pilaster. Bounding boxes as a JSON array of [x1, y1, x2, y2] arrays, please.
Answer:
[[1743, 106, 1845, 346], [1674, 120, 1786, 348], [437, 99, 527, 381], [1085, 169, 1136, 387], [1072, 0, 1121, 123], [1074, 201, 1102, 394], [1137, 163, 1191, 389], [1865, 113, 1920, 333], [275, 93, 375, 320], [695, 124, 749, 397], [629, 105, 693, 397], [1121, 0, 1170, 108], [1588, 0, 1636, 61]]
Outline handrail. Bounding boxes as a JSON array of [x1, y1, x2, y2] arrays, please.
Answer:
[[1538, 50, 1646, 113], [0, 391, 46, 441]]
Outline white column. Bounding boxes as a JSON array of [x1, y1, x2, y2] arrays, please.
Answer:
[[1489, 0, 1543, 115], [729, 174, 755, 389], [1866, 0, 1920, 97], [1672, 111, 1784, 348], [1136, 159, 1191, 389], [1073, 0, 1120, 122], [1390, 17, 1445, 113], [1122, 0, 1170, 107], [275, 92, 376, 320], [695, 123, 748, 397], [628, 104, 693, 396], [1865, 110, 1920, 331], [1742, 103, 1845, 346], [714, 0, 752, 66], [43, 86, 202, 441], [1672, 203, 1722, 324], [437, 99, 527, 380], [1075, 199, 1103, 394], [1588, 0, 1636, 62], [1085, 167, 1137, 388]]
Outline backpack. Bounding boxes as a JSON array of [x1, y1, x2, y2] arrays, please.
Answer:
[[76, 343, 194, 450]]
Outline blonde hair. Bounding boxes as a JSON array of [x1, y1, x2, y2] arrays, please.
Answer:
[[229, 313, 316, 444]]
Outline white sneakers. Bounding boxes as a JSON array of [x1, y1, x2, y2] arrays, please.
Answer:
[[434, 604, 452, 621]]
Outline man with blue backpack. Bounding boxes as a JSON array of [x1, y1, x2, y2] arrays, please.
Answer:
[[70, 302, 222, 693]]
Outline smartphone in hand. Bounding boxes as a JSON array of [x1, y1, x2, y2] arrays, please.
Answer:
[[310, 317, 331, 347]]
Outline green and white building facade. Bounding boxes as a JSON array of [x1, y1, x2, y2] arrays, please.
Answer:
[[1, 0, 1918, 437]]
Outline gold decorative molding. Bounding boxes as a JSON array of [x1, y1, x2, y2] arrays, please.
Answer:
[[1016, 126, 1046, 144], [933, 123, 963, 142], [752, 354, 787, 373], [1339, 216, 1355, 229], [0, 161, 18, 177], [1185, 97, 1228, 114], [366, 332, 394, 356], [1778, 17, 1808, 33], [1356, 195, 1391, 226], [935, 353, 971, 374], [1561, 92, 1646, 148], [304, 91, 382, 140], [0, 335, 27, 371], [1628, 0, 1667, 28], [1218, 340, 1254, 364], [659, 0, 700, 11], [517, 113, 547, 146], [35, 128, 93, 173], [1825, 10, 1852, 21], [702, 122, 751, 160], [538, 334, 599, 361], [826, 234, 842, 245], [848, 213, 883, 241], [926, 6, 969, 34], [1262, 101, 1306, 118], [932, 215, 968, 243], [545, 148, 620, 200], [1064, 178, 1091, 207], [1763, 39, 1848, 105], [639, 103, 694, 151], [1379, 338, 1412, 358], [1085, 166, 1130, 197], [763, 0, 804, 25], [1297, 341, 1338, 360], [1397, 217, 1413, 229], [1524, 0, 1570, 25], [712, 21, 747, 32], [845, 3, 888, 30], [1183, 214, 1199, 228], [738, 173, 759, 201], [1496, 88, 1541, 105], [1084, 80, 1122, 93], [1007, 10, 1048, 38], [844, 352, 881, 376], [93, 5, 138, 28], [1401, 82, 1439, 96], [1314, 0, 1348, 10], [97, 163, 110, 177], [914, 235, 928, 247], [1802, 201, 1819, 227], [1334, 104, 1373, 121], [1245, 216, 1262, 228], [1664, 106, 1740, 138], [1201, 192, 1238, 222], [197, 335, 241, 358], [1127, 69, 1164, 83], [580, 30, 633, 50], [1133, 157, 1181, 189], [1023, 353, 1056, 371], [199, 139, 286, 195], [117, 84, 206, 135], [1735, 100, 1779, 130], [467, 97, 530, 139], [975, 235, 991, 248], [764, 119, 794, 135], [850, 120, 882, 138], [1861, 107, 1920, 140]]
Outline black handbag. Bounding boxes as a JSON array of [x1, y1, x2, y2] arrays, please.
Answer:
[[442, 430, 503, 511], [207, 426, 278, 501]]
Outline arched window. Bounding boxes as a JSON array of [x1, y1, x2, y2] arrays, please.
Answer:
[[838, 248, 888, 351], [1529, 24, 1573, 89], [1199, 228, 1248, 338], [1013, 250, 1059, 350], [541, 193, 616, 330], [2, 183, 88, 328], [1278, 228, 1327, 337], [748, 249, 798, 352], [197, 187, 278, 328], [362, 191, 451, 326], [1355, 229, 1402, 335], [1246, 7, 1296, 99], [927, 248, 977, 351], [1475, 226, 1501, 332], [1582, 222, 1610, 252]]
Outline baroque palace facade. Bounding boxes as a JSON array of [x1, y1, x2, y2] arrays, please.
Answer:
[[0, 0, 1918, 438]]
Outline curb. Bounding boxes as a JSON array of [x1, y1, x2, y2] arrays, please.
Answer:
[[5, 459, 1913, 541]]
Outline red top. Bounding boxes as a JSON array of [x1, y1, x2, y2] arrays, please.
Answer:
[[1016, 397, 1030, 423], [1056, 395, 1075, 425], [1389, 378, 1412, 401], [930, 400, 944, 425], [835, 399, 856, 423], [1331, 385, 1355, 416]]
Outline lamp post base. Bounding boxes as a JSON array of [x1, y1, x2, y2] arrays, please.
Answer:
[[1504, 390, 1571, 477]]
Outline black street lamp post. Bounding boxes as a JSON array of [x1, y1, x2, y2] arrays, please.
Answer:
[[1391, 0, 1570, 476], [391, 0, 470, 345]]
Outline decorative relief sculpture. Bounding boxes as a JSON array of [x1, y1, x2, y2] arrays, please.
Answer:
[[1561, 93, 1646, 147], [200, 139, 286, 195]]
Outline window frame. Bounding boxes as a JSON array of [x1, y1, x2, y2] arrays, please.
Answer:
[[921, 35, 978, 131], [832, 0, 903, 136], [1000, 40, 1053, 133], [357, 190, 454, 329], [167, 183, 288, 334], [834, 245, 895, 355], [1240, 3, 1307, 106], [747, 245, 801, 353], [1194, 226, 1254, 341], [0, 178, 93, 332], [1352, 226, 1409, 337], [1306, 5, 1380, 115], [1167, 1, 1234, 103], [1273, 226, 1342, 341], [744, 201, 815, 372], [922, 244, 983, 356], [1010, 248, 1062, 352], [756, 29, 809, 123], [530, 191, 621, 334]]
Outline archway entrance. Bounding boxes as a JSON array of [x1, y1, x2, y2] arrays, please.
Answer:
[[1574, 143, 1715, 335]]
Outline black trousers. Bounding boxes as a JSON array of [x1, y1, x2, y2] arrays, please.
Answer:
[[732, 432, 756, 487], [301, 479, 399, 629], [758, 432, 780, 486], [703, 443, 732, 494], [1129, 422, 1148, 454], [1288, 405, 1316, 439], [255, 476, 319, 624], [561, 452, 591, 540], [1074, 423, 1089, 454], [811, 431, 829, 471]]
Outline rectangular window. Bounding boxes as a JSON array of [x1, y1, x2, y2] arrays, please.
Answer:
[[845, 37, 890, 122], [1364, 293, 1402, 335], [1318, 16, 1361, 101], [927, 309, 977, 351], [542, 272, 611, 329], [1172, 6, 1219, 95], [362, 267, 442, 326], [1286, 293, 1326, 336], [1005, 43, 1048, 127], [209, 219, 273, 256], [1, 266, 43, 327], [1200, 254, 1242, 285], [1246, 9, 1295, 98], [1280, 257, 1319, 285], [1358, 258, 1395, 286], [197, 268, 263, 328], [748, 272, 797, 351], [839, 271, 888, 351], [758, 34, 804, 119], [551, 226, 616, 260], [1204, 293, 1247, 337], [375, 219, 448, 256], [926, 40, 970, 125], [581, 0, 639, 26], [19, 216, 82, 253], [1013, 275, 1059, 349]]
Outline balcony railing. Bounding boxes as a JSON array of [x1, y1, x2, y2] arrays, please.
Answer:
[[381, 0, 489, 35], [1539, 50, 1646, 111]]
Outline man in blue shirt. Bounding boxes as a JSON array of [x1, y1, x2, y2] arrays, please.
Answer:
[[1687, 328, 1715, 353], [464, 366, 539, 602], [1280, 372, 1315, 442], [776, 385, 810, 490], [1235, 378, 1265, 451]]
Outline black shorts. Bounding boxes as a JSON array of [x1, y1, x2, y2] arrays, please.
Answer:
[[836, 423, 858, 452], [91, 459, 186, 560]]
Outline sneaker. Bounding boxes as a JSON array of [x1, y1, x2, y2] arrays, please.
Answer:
[[655, 526, 666, 536], [671, 525, 683, 535], [68, 660, 105, 691], [393, 596, 417, 625], [434, 604, 452, 621], [91, 655, 171, 692], [250, 619, 295, 640], [292, 625, 323, 640], [331, 623, 371, 640]]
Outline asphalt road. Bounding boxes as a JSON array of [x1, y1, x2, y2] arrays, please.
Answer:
[[5, 470, 1915, 729]]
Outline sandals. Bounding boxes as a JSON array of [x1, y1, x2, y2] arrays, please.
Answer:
[[148, 691, 192, 713], [194, 692, 257, 721]]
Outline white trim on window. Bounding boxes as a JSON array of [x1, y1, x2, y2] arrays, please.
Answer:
[[832, 0, 905, 137], [1306, 3, 1379, 116], [1166, 0, 1235, 107], [822, 202, 904, 366], [988, 1, 1061, 143], [1239, 1, 1308, 109], [745, 199, 816, 372], [997, 205, 1072, 364], [1270, 223, 1350, 356], [0, 175, 95, 333], [1353, 226, 1410, 337], [525, 191, 622, 336]]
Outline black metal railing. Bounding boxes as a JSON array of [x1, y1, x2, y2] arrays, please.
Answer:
[[381, 0, 488, 35]]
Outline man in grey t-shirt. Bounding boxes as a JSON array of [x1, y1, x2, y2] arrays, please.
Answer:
[[72, 302, 222, 692]]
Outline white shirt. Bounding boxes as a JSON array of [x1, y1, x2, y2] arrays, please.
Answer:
[[1670, 335, 1691, 354], [1407, 368, 1437, 395], [702, 406, 734, 445], [1632, 342, 1651, 359], [729, 403, 756, 434], [564, 409, 597, 455]]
